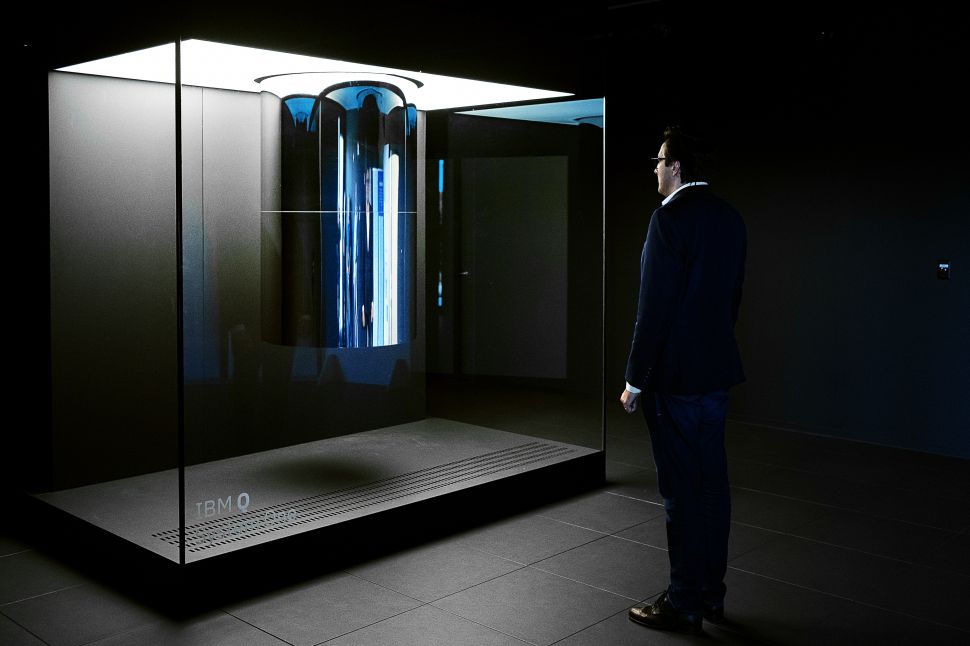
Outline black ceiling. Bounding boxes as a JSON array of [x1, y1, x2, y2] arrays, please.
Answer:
[[20, 2, 968, 103], [17, 0, 968, 156], [21, 1, 610, 96]]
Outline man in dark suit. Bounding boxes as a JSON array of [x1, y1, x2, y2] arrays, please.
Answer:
[[621, 126, 747, 634]]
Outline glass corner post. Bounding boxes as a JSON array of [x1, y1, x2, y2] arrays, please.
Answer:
[[176, 38, 186, 565]]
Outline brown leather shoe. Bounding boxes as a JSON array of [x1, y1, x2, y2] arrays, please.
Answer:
[[628, 592, 703, 634]]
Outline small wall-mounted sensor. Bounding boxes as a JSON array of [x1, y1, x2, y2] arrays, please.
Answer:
[[937, 260, 950, 280]]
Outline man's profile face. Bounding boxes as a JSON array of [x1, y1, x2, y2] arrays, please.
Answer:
[[654, 142, 676, 197]]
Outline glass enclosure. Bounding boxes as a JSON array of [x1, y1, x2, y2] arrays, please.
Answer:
[[43, 40, 604, 564]]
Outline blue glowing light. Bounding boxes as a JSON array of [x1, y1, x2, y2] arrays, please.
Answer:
[[283, 96, 318, 132]]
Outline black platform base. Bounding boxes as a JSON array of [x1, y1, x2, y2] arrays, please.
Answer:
[[17, 419, 603, 609]]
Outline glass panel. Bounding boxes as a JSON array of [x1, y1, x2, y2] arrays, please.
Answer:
[[43, 40, 603, 565], [43, 45, 180, 562], [425, 99, 605, 452], [179, 59, 424, 561]]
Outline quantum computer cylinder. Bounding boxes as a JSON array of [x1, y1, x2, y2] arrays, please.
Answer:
[[258, 73, 417, 348]]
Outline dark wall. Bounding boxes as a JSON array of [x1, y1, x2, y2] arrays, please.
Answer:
[[606, 4, 970, 457], [13, 2, 969, 502]]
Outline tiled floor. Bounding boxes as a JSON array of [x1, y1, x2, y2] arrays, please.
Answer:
[[3, 415, 970, 645]]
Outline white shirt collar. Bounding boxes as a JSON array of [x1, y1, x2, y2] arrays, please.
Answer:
[[662, 181, 709, 205]]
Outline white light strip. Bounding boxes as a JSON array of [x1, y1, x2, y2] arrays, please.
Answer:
[[57, 39, 571, 111], [256, 73, 421, 103], [459, 98, 605, 127], [57, 42, 177, 85]]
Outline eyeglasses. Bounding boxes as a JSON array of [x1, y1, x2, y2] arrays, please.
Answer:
[[651, 157, 668, 167]]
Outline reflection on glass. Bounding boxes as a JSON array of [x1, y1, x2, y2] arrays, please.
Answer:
[[259, 73, 417, 348]]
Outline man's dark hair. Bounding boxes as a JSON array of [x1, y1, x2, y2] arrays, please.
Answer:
[[662, 126, 711, 183]]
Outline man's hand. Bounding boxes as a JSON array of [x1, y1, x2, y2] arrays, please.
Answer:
[[620, 389, 639, 414]]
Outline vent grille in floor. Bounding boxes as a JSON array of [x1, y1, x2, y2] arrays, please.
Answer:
[[153, 441, 576, 552]]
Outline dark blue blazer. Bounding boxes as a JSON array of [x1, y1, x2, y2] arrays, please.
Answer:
[[624, 185, 747, 395]]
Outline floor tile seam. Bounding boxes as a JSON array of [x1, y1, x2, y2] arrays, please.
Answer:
[[0, 582, 87, 608], [72, 607, 179, 646], [728, 449, 965, 475], [0, 548, 33, 559], [524, 563, 645, 602], [76, 617, 188, 646], [743, 500, 967, 538], [603, 468, 660, 481], [731, 516, 943, 559], [0, 608, 51, 646], [757, 531, 970, 579], [726, 566, 970, 635], [724, 541, 785, 564], [726, 431, 942, 464], [77, 609, 252, 646], [220, 607, 300, 646], [610, 515, 788, 551], [728, 519, 788, 535], [536, 512, 659, 537], [545, 606, 638, 645], [392, 541, 534, 572], [727, 421, 970, 473], [606, 531, 668, 554], [602, 458, 654, 470], [313, 603, 446, 646], [725, 420, 890, 455], [464, 531, 607, 567], [603, 462, 654, 476], [610, 519, 787, 557], [730, 456, 970, 503], [421, 602, 540, 646], [339, 567, 456, 606], [733, 483, 966, 534], [531, 514, 613, 536], [530, 532, 668, 568], [602, 490, 664, 507], [728, 483, 861, 515], [421, 562, 534, 604], [604, 432, 652, 444], [344, 561, 533, 606], [725, 529, 802, 566], [431, 573, 660, 646], [462, 544, 531, 567], [725, 441, 878, 462]]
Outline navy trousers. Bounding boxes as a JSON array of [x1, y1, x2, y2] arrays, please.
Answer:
[[644, 389, 731, 613]]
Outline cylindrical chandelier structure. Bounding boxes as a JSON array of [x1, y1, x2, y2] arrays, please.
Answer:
[[259, 73, 417, 348]]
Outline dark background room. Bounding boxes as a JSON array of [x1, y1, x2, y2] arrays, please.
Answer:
[[4, 1, 969, 644]]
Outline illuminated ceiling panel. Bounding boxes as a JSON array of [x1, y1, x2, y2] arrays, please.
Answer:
[[57, 40, 571, 111], [458, 98, 604, 127]]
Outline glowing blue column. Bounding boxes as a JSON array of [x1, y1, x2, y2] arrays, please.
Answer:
[[258, 73, 417, 348]]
